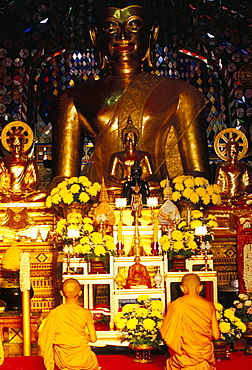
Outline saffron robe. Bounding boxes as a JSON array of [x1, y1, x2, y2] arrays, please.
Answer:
[[38, 303, 99, 370], [161, 295, 216, 370]]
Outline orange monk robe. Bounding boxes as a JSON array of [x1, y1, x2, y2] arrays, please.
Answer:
[[161, 295, 216, 370], [38, 303, 99, 370]]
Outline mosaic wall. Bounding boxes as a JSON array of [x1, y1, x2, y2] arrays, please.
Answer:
[[0, 1, 251, 168]]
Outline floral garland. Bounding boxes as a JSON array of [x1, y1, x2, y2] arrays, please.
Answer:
[[56, 211, 116, 262], [46, 176, 101, 208], [214, 302, 246, 343], [159, 210, 218, 258], [243, 244, 252, 292], [161, 176, 221, 205], [114, 295, 163, 349]]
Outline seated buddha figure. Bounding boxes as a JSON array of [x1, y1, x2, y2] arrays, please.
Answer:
[[0, 123, 47, 202], [215, 138, 252, 205], [109, 116, 154, 185], [50, 1, 210, 191], [125, 256, 152, 289]]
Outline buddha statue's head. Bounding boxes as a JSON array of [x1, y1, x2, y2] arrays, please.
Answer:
[[131, 160, 142, 181], [8, 129, 25, 157], [226, 138, 239, 162], [90, 1, 159, 72]]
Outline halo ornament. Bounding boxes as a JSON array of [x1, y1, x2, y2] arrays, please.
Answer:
[[1, 121, 34, 153], [214, 128, 248, 161]]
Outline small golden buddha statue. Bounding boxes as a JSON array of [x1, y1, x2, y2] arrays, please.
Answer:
[[125, 256, 152, 289], [215, 135, 252, 205], [109, 116, 154, 184], [0, 122, 47, 202]]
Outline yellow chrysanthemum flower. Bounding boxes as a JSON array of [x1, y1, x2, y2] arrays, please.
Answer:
[[137, 295, 150, 302], [45, 196, 52, 208], [174, 182, 184, 191], [127, 318, 138, 330], [206, 184, 214, 195], [114, 313, 124, 323], [171, 230, 183, 241], [173, 241, 184, 250], [196, 187, 207, 197], [106, 240, 115, 251], [202, 194, 210, 205], [59, 188, 69, 198], [184, 177, 195, 188], [80, 244, 91, 253], [50, 187, 60, 196], [150, 310, 163, 319], [86, 185, 98, 196], [208, 220, 218, 228], [172, 191, 182, 201], [84, 223, 94, 232], [219, 322, 231, 334], [189, 192, 199, 204], [194, 177, 206, 186], [57, 180, 67, 189], [150, 300, 163, 311], [94, 245, 106, 256], [224, 309, 235, 320], [214, 302, 223, 311], [80, 236, 89, 244], [136, 308, 148, 317], [93, 182, 101, 191], [84, 217, 93, 224], [162, 241, 171, 251], [91, 232, 103, 244], [173, 176, 185, 183], [191, 210, 203, 219], [122, 304, 138, 313], [235, 321, 246, 332], [143, 318, 156, 331], [51, 193, 62, 205], [212, 193, 221, 205], [70, 183, 80, 194], [78, 192, 90, 203], [187, 240, 198, 249], [159, 235, 168, 244], [67, 177, 79, 184], [183, 187, 194, 199], [62, 193, 74, 205], [190, 220, 202, 229], [178, 221, 187, 229], [160, 179, 167, 188], [116, 318, 127, 330]]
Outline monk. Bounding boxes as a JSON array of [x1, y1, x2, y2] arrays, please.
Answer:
[[161, 273, 220, 370], [125, 256, 152, 288], [38, 278, 100, 370], [0, 340, 4, 366]]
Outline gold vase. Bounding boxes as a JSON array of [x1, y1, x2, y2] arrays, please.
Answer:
[[214, 340, 231, 360], [129, 344, 156, 363], [243, 322, 252, 355]]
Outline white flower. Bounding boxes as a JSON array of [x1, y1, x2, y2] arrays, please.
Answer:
[[244, 300, 252, 306], [233, 300, 239, 305], [238, 294, 248, 300]]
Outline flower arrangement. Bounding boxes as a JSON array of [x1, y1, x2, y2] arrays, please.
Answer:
[[159, 210, 218, 258], [160, 176, 221, 206], [56, 211, 116, 262], [2, 245, 21, 272], [46, 176, 101, 208], [233, 292, 252, 323], [114, 295, 163, 349], [214, 302, 246, 343]]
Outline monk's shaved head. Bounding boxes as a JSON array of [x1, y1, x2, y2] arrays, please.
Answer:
[[181, 273, 202, 295], [62, 278, 81, 298]]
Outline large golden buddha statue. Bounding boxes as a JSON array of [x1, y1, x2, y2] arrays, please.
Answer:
[[0, 122, 47, 202], [51, 2, 210, 190]]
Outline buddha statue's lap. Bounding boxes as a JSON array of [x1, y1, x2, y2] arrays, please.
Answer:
[[50, 4, 210, 191]]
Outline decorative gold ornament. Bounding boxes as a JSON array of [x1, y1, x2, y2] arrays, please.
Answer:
[[1, 121, 34, 153], [214, 128, 248, 161], [238, 63, 252, 88]]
